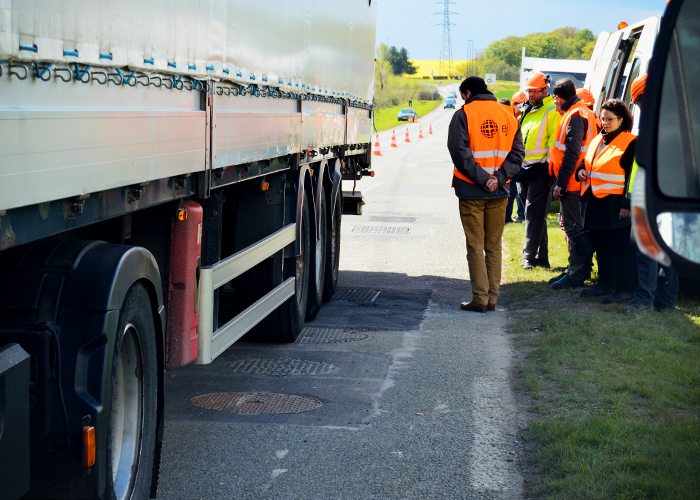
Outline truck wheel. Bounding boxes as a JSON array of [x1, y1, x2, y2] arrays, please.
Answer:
[[273, 197, 311, 342], [322, 191, 341, 302], [305, 188, 327, 320], [103, 283, 158, 500]]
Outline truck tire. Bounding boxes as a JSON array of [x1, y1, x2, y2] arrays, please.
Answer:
[[103, 282, 158, 500], [305, 187, 327, 320], [322, 191, 341, 302]]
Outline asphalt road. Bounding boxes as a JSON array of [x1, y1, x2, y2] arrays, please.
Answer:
[[156, 83, 526, 500]]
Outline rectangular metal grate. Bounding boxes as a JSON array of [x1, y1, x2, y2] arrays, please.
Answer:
[[368, 216, 417, 223], [332, 288, 381, 302], [296, 327, 371, 344], [373, 212, 418, 217], [352, 225, 410, 234]]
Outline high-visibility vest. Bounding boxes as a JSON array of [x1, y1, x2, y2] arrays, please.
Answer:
[[581, 131, 635, 198], [520, 95, 560, 167], [453, 99, 519, 185], [549, 101, 597, 192]]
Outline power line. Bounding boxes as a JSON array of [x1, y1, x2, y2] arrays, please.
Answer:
[[386, 0, 439, 44], [434, 0, 457, 78]]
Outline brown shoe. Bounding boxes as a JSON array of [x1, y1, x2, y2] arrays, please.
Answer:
[[487, 302, 496, 311], [460, 301, 487, 313]]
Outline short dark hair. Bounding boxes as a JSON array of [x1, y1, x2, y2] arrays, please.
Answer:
[[601, 99, 634, 132], [499, 98, 511, 106], [552, 78, 576, 100], [459, 76, 488, 96]]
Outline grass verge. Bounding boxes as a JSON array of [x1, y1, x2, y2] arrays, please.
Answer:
[[373, 99, 443, 133], [502, 213, 700, 499]]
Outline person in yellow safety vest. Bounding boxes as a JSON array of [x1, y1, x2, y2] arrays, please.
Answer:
[[548, 79, 597, 290], [622, 73, 678, 314], [447, 77, 524, 313], [517, 72, 561, 269], [575, 99, 638, 304]]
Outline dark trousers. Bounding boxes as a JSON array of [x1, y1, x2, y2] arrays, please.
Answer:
[[559, 191, 591, 281], [633, 242, 678, 308], [505, 181, 524, 222], [589, 226, 637, 293], [517, 166, 551, 263]]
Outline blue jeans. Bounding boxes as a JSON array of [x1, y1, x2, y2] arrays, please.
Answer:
[[633, 243, 678, 309], [505, 181, 524, 222]]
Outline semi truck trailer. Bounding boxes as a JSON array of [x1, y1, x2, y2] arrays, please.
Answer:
[[0, 1, 377, 498]]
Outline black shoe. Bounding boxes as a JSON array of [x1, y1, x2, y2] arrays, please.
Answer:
[[548, 272, 567, 284], [551, 275, 585, 290], [602, 291, 634, 304], [580, 284, 612, 297]]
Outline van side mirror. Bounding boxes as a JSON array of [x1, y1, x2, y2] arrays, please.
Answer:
[[633, 0, 700, 279]]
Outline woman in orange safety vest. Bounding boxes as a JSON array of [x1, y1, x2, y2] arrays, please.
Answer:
[[575, 99, 637, 304]]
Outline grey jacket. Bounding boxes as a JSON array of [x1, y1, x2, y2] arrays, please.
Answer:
[[447, 93, 524, 199]]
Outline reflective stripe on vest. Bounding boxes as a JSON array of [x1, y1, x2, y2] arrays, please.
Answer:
[[521, 95, 559, 165], [453, 99, 519, 185], [581, 131, 635, 197], [549, 101, 597, 192]]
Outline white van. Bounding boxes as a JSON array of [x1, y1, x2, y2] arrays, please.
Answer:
[[584, 16, 661, 132], [519, 51, 590, 92]]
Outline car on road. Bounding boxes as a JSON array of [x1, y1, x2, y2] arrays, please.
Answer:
[[397, 108, 417, 121], [448, 91, 456, 98], [444, 97, 456, 109]]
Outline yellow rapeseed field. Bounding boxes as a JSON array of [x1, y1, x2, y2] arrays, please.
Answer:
[[408, 59, 473, 79]]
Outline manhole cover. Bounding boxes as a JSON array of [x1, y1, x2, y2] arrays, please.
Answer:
[[296, 328, 371, 344], [352, 225, 410, 234], [369, 216, 417, 223], [190, 392, 321, 414], [333, 288, 381, 302], [224, 358, 339, 376]]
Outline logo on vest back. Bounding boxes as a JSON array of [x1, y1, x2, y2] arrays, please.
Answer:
[[480, 119, 498, 138]]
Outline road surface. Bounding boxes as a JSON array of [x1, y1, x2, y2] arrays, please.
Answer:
[[156, 83, 527, 500]]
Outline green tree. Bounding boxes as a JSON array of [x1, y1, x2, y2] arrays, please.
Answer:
[[568, 29, 596, 60], [378, 45, 417, 76]]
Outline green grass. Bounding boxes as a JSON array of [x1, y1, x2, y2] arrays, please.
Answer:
[[502, 213, 700, 499], [373, 99, 443, 133]]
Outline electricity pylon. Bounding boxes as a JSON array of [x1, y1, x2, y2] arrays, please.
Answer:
[[435, 0, 457, 78]]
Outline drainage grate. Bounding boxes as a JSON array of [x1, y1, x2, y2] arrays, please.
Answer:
[[374, 212, 418, 217], [352, 225, 410, 234], [369, 216, 417, 223], [224, 358, 340, 376], [190, 392, 321, 414], [333, 288, 381, 302], [296, 327, 372, 344]]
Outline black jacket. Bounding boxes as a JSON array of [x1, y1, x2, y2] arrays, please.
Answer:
[[555, 96, 588, 190], [577, 128, 636, 230], [447, 93, 525, 200]]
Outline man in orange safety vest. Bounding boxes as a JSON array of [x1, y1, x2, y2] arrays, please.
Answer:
[[447, 77, 524, 312], [549, 78, 597, 289]]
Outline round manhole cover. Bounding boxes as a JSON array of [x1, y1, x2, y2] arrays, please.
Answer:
[[190, 392, 321, 415], [224, 358, 339, 376], [296, 327, 371, 344]]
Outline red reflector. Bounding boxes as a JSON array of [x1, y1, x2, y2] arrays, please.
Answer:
[[370, 171, 375, 177], [83, 426, 95, 467]]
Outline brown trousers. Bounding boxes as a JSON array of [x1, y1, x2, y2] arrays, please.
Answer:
[[459, 198, 508, 305]]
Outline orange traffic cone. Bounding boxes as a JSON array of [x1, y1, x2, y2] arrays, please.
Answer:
[[418, 126, 424, 139], [373, 133, 382, 156], [404, 127, 410, 143], [429, 124, 433, 135], [390, 130, 398, 147]]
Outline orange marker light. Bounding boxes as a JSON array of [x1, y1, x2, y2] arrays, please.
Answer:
[[260, 181, 270, 191], [83, 426, 96, 467], [177, 208, 188, 221], [370, 171, 375, 177], [618, 22, 628, 30]]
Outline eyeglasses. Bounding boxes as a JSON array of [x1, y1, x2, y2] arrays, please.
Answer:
[[600, 116, 621, 123], [526, 89, 544, 95]]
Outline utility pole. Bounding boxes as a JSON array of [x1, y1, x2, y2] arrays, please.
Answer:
[[435, 0, 457, 79]]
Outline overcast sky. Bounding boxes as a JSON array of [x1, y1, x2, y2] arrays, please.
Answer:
[[376, 0, 666, 60]]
